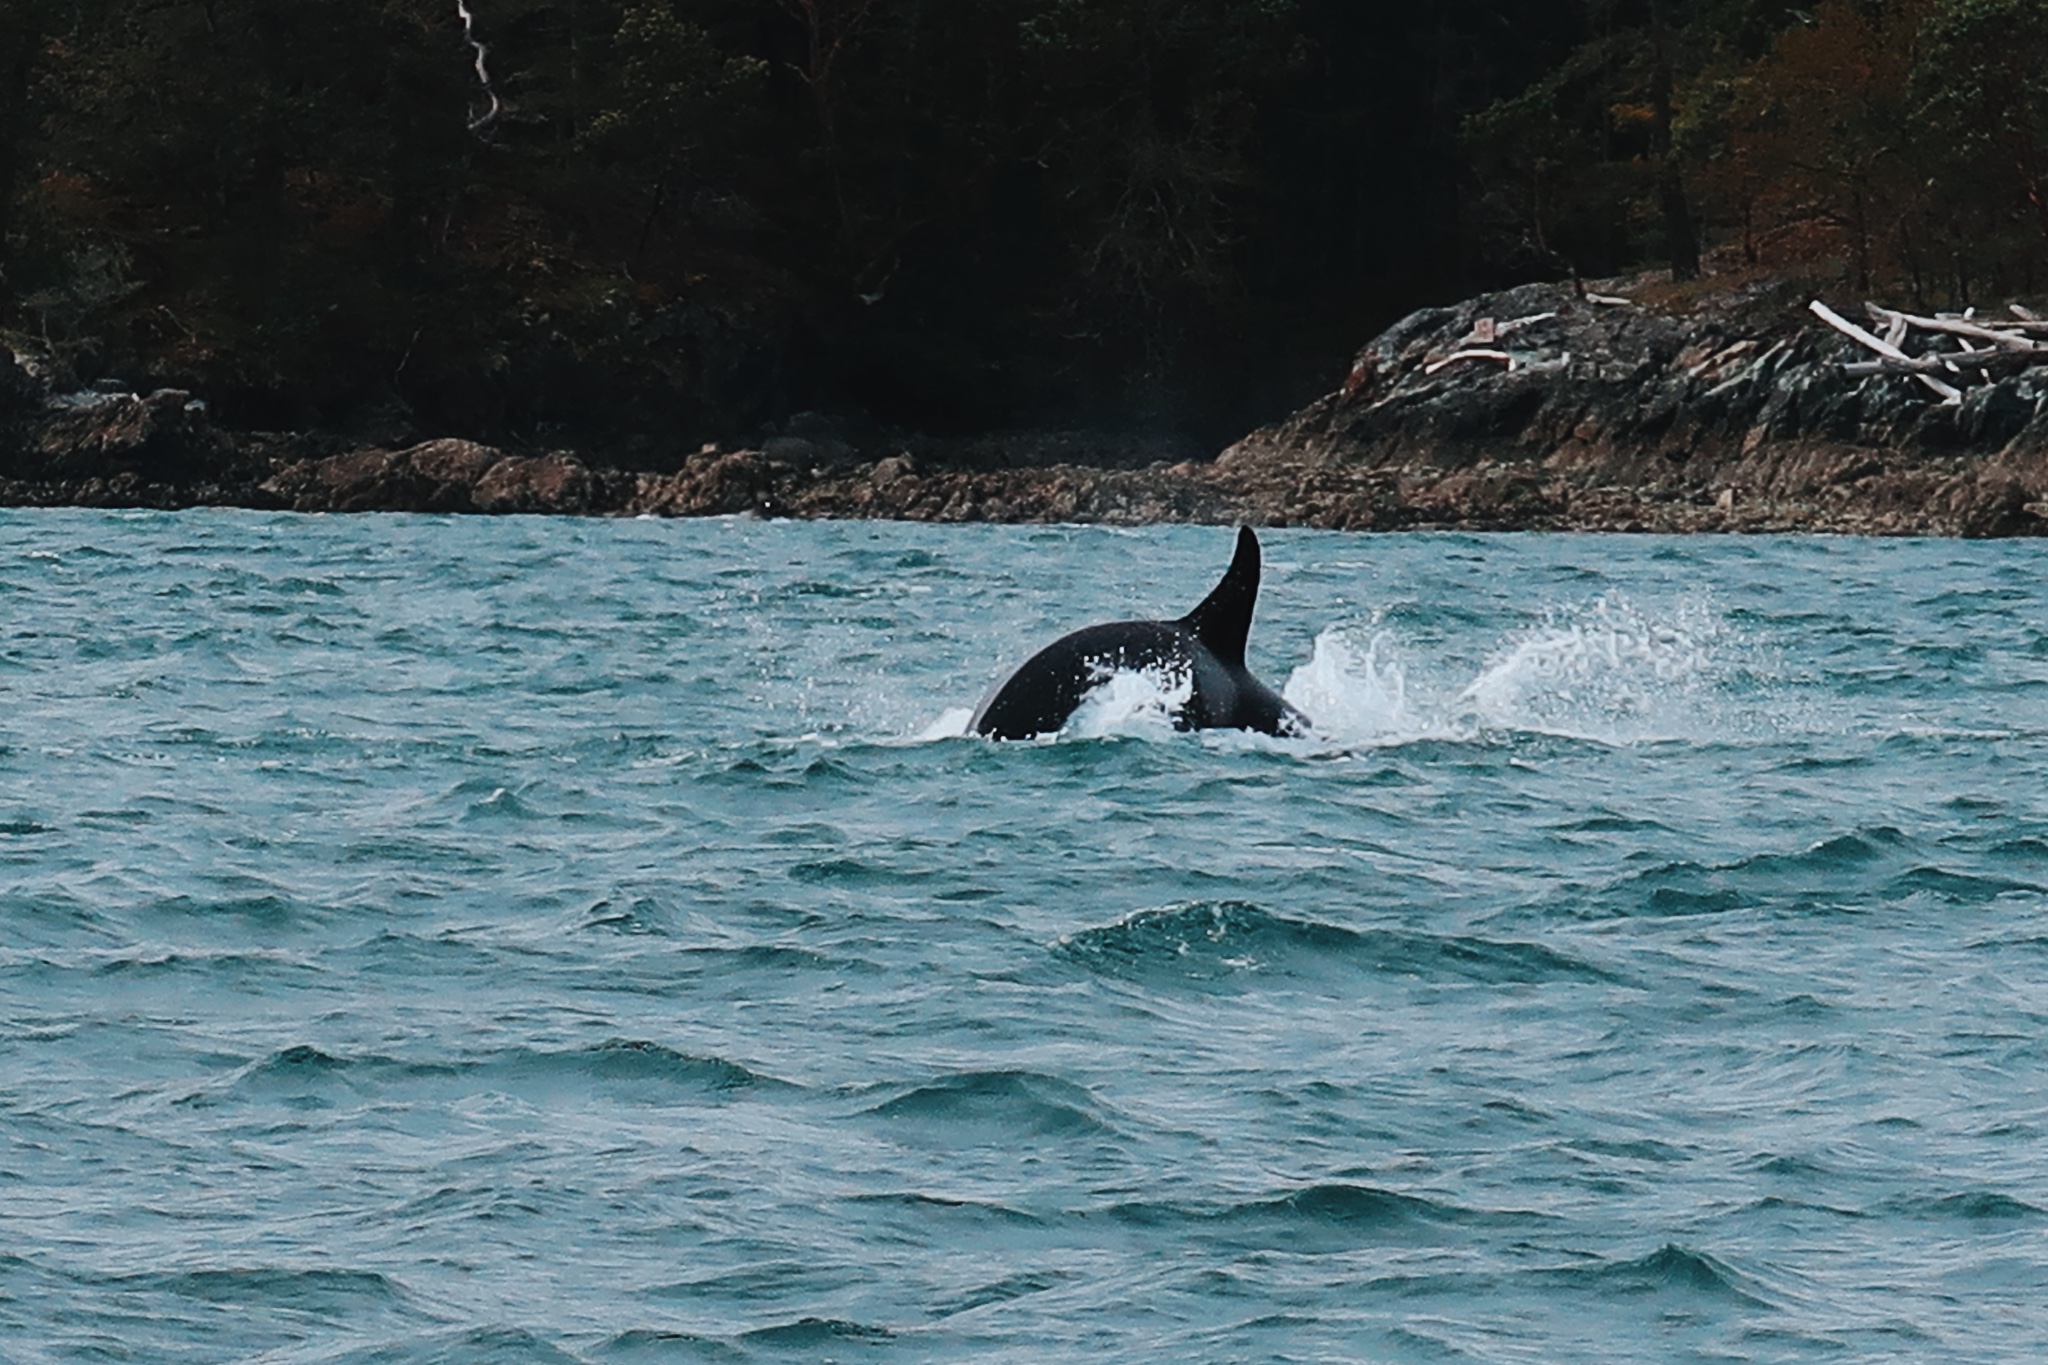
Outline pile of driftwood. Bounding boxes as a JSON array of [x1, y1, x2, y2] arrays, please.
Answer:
[[1811, 299, 2048, 403]]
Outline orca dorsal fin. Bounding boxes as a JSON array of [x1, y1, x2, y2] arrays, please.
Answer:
[[1176, 526, 1260, 669]]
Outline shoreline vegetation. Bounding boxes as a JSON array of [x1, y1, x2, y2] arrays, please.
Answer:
[[6, 0, 2048, 539], [7, 269, 2048, 536]]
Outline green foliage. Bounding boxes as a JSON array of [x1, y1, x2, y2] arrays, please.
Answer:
[[1915, 0, 2048, 256], [1463, 50, 1636, 275], [1018, 0, 1305, 322], [1, 0, 2044, 440], [584, 5, 763, 164]]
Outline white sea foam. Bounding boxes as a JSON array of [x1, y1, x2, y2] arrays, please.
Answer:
[[1063, 663, 1195, 740]]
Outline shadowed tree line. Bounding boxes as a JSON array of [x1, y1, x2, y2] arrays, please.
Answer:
[[0, 0, 2044, 457]]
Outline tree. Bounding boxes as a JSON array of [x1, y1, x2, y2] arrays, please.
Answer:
[[1464, 0, 1814, 283], [1693, 0, 1931, 294], [1917, 0, 2048, 256], [0, 0, 51, 285], [583, 3, 763, 265]]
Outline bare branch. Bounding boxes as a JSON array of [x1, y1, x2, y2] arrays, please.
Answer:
[[456, 0, 500, 135]]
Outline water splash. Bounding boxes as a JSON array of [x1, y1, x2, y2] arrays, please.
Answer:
[[927, 592, 1744, 749], [909, 664, 1195, 743], [1064, 663, 1194, 740], [915, 707, 974, 741], [1283, 627, 1419, 745], [1457, 594, 1723, 742], [1268, 594, 1737, 748]]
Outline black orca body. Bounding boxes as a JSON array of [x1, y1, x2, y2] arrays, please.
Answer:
[[970, 527, 1308, 740]]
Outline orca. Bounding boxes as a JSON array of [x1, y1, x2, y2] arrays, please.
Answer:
[[971, 526, 1309, 740]]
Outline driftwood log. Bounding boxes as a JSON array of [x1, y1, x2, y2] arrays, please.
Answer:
[[1812, 299, 2048, 404]]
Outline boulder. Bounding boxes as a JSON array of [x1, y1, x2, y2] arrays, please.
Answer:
[[626, 449, 779, 516], [473, 453, 595, 514], [21, 386, 228, 480], [260, 438, 510, 513]]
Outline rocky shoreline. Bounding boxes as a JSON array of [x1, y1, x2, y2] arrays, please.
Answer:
[[8, 275, 2048, 535]]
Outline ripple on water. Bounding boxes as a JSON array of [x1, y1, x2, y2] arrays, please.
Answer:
[[323, 1326, 589, 1365], [739, 1316, 895, 1349], [11, 518, 2048, 1363], [594, 1328, 748, 1361], [1055, 901, 1618, 992], [1106, 1182, 1547, 1252], [1532, 1244, 1775, 1310], [494, 1039, 790, 1094], [1560, 826, 1925, 919], [113, 1265, 411, 1314], [1879, 1192, 2045, 1222], [190, 1040, 789, 1112], [862, 1070, 1124, 1140]]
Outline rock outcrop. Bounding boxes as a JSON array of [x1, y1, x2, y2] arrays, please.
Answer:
[[0, 354, 275, 508], [8, 275, 2048, 534], [1213, 278, 2048, 535], [259, 440, 615, 515]]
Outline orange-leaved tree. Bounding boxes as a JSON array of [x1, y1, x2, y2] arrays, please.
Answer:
[[1688, 0, 1934, 294]]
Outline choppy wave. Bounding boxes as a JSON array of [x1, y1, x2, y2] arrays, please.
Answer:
[[863, 1070, 1124, 1139], [1055, 901, 1617, 991], [1537, 1244, 1775, 1309], [185, 1040, 789, 1110], [1105, 1181, 1545, 1249], [8, 515, 2048, 1364]]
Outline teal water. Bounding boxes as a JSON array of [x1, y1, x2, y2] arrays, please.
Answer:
[[4, 511, 2048, 1363]]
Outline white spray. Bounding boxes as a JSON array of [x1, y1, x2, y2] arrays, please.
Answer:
[[1062, 664, 1196, 740]]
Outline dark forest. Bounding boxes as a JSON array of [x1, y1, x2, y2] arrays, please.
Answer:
[[2, 0, 2046, 459]]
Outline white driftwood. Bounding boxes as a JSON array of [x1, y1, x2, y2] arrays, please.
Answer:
[[1424, 348, 1514, 375], [1867, 302, 2043, 353], [1584, 292, 1633, 307], [1842, 352, 2009, 376], [1810, 300, 1963, 402], [1497, 311, 1559, 339], [1921, 307, 2048, 336]]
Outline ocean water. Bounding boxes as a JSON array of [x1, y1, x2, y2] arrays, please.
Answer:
[[4, 511, 2048, 1365]]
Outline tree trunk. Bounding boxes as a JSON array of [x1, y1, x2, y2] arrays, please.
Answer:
[[2013, 130, 2048, 249], [0, 0, 43, 278], [792, 0, 872, 232], [1647, 0, 1699, 281], [1659, 162, 1700, 280]]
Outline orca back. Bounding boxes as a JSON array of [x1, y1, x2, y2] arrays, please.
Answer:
[[969, 527, 1308, 740]]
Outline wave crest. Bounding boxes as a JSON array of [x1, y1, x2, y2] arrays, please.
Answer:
[[864, 1069, 1121, 1138], [1056, 901, 1615, 990]]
